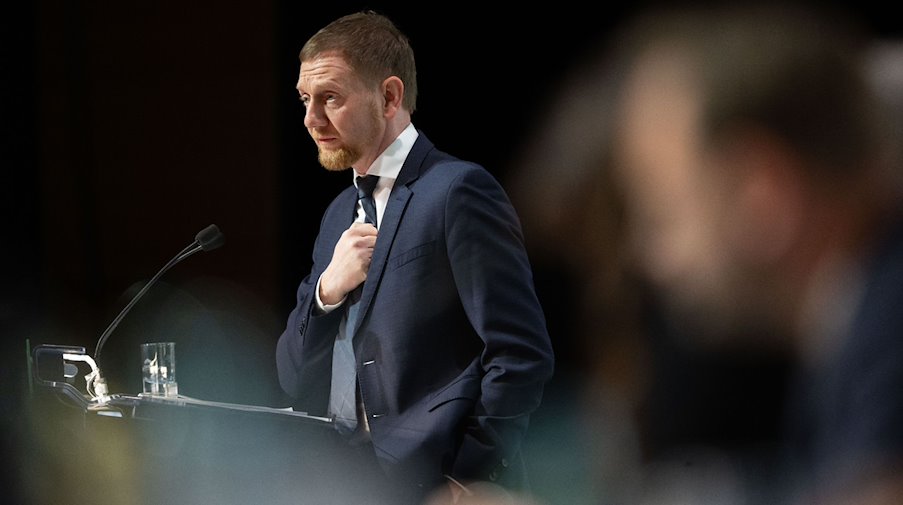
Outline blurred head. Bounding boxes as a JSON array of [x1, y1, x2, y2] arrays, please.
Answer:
[[610, 4, 886, 341], [296, 11, 416, 173]]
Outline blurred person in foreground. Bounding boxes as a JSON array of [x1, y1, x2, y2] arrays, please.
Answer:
[[609, 4, 903, 504], [275, 11, 554, 504]]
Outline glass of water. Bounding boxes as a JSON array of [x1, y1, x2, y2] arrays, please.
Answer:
[[141, 342, 178, 397]]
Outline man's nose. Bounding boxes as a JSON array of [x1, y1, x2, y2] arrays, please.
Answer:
[[304, 102, 327, 128]]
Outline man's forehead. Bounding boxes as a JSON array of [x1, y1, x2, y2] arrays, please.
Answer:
[[297, 54, 356, 91]]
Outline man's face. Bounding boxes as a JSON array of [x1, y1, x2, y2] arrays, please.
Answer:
[[297, 52, 384, 172]]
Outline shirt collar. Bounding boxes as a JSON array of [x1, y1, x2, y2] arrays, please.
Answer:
[[353, 123, 418, 184]]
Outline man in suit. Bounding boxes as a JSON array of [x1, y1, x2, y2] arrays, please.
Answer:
[[609, 4, 903, 504], [275, 11, 554, 504]]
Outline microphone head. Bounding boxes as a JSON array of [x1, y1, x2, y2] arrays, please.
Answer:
[[196, 224, 225, 251]]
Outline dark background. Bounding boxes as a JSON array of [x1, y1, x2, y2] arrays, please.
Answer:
[[3, 1, 902, 504], [1, 1, 629, 393]]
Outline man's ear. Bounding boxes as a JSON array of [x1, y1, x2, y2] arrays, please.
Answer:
[[720, 128, 808, 266], [381, 76, 404, 117]]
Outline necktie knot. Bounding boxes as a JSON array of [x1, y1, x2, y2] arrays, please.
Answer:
[[355, 175, 379, 226], [356, 175, 378, 198]]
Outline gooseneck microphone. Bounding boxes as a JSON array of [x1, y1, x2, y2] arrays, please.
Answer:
[[87, 224, 225, 400]]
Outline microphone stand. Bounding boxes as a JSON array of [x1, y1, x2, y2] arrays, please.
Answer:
[[84, 225, 224, 404]]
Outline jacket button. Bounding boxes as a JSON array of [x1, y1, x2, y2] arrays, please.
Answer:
[[501, 458, 509, 468], [489, 470, 498, 482]]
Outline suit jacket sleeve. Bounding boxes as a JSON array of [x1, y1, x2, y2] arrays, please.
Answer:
[[443, 166, 555, 483]]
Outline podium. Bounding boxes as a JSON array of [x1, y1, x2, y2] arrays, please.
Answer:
[[24, 344, 388, 505]]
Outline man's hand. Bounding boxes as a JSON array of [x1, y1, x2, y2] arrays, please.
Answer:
[[319, 223, 378, 305]]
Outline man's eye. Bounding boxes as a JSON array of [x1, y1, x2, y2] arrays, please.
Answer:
[[299, 96, 310, 108]]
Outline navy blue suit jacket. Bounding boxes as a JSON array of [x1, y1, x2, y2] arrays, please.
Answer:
[[276, 132, 554, 494]]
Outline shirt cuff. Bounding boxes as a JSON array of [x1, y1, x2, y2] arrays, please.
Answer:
[[315, 275, 345, 314]]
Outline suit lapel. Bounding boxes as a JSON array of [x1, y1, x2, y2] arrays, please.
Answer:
[[352, 132, 434, 337]]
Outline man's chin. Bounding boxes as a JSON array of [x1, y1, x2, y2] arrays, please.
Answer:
[[318, 148, 356, 171], [320, 162, 350, 172], [319, 148, 359, 172]]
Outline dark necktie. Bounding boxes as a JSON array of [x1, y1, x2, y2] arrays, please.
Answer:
[[329, 175, 379, 435], [356, 175, 378, 227], [348, 175, 378, 305]]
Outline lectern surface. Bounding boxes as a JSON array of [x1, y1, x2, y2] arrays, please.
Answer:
[[21, 387, 387, 505]]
